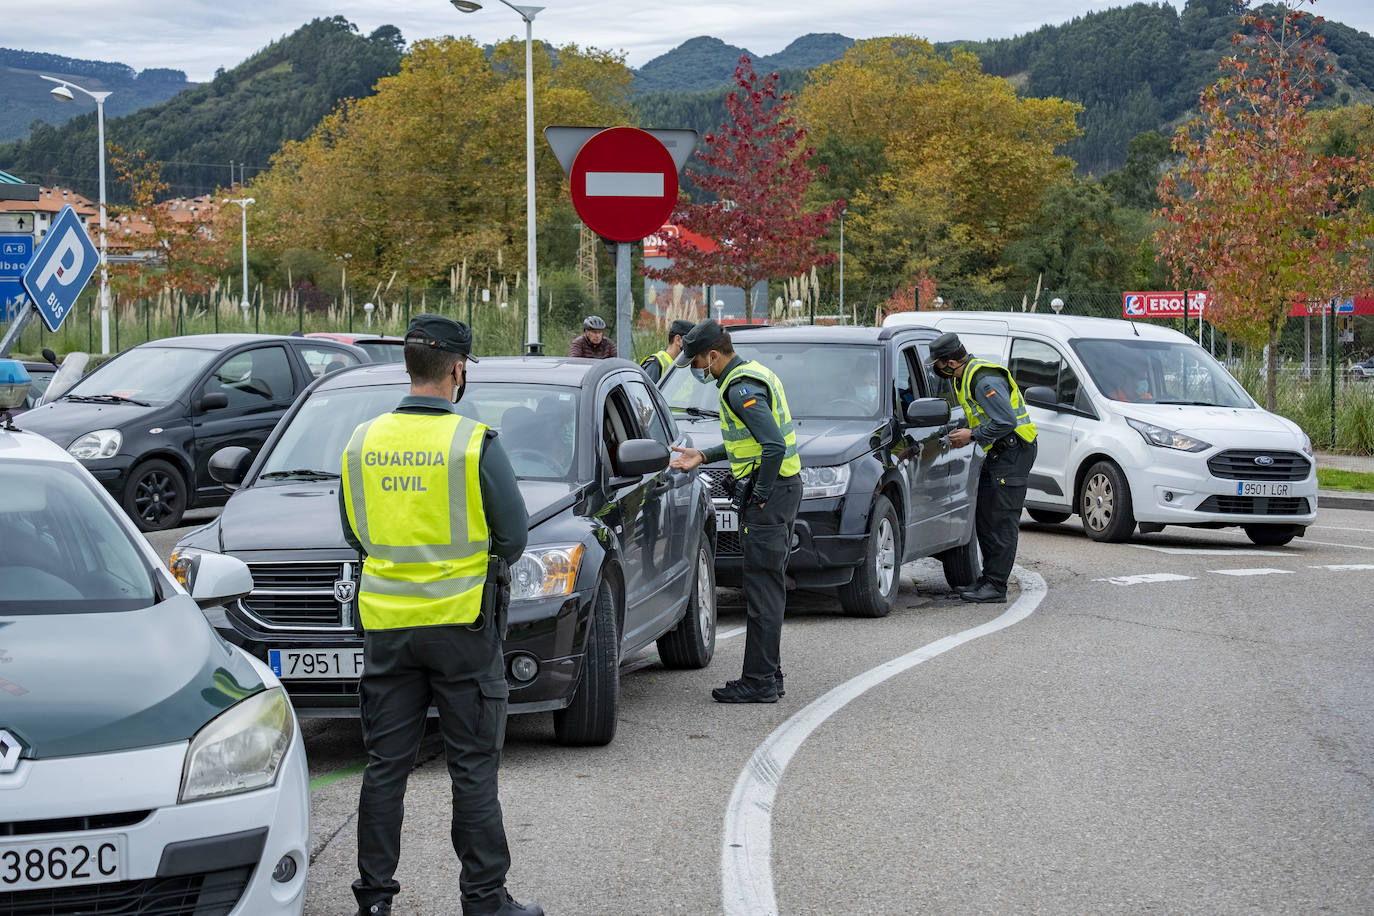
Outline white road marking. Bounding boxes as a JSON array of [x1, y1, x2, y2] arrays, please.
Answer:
[[1130, 544, 1293, 557], [1304, 539, 1374, 552], [718, 625, 746, 641], [1307, 564, 1374, 571], [1208, 567, 1295, 577], [1309, 524, 1374, 533], [584, 171, 664, 197], [720, 566, 1047, 916], [1093, 572, 1196, 586]]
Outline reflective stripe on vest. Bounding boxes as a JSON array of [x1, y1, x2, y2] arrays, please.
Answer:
[[718, 360, 802, 480], [955, 358, 1037, 451], [341, 412, 491, 629], [642, 350, 671, 375]]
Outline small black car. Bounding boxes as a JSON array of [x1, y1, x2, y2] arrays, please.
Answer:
[[173, 357, 718, 746], [18, 334, 367, 531], [660, 324, 981, 617]]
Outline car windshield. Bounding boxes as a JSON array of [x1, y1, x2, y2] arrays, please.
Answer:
[[0, 460, 158, 614], [356, 342, 405, 363], [1072, 338, 1253, 408], [663, 343, 883, 418], [65, 347, 215, 405], [262, 382, 581, 482]]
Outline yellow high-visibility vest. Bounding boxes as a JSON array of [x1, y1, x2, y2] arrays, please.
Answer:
[[718, 360, 801, 480], [955, 358, 1037, 451], [642, 350, 671, 376], [341, 411, 490, 630]]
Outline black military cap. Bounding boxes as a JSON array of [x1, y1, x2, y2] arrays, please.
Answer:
[[406, 313, 479, 361], [669, 318, 696, 340], [924, 331, 967, 366], [674, 318, 727, 367]]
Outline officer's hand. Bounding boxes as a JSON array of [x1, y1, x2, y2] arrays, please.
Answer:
[[670, 446, 705, 471], [946, 428, 973, 448]]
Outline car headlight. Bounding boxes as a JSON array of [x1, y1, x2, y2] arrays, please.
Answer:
[[180, 687, 293, 803], [799, 464, 850, 498], [1300, 432, 1314, 458], [510, 544, 584, 601], [1125, 417, 1210, 452], [67, 428, 121, 460]]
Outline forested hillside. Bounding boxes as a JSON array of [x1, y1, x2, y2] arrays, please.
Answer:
[[0, 18, 404, 200], [632, 33, 854, 92]]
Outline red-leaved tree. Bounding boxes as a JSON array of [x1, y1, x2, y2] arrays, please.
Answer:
[[643, 56, 845, 321]]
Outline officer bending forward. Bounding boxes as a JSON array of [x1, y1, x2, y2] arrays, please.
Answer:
[[341, 315, 542, 916]]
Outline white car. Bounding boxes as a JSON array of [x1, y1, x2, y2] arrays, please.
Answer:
[[0, 375, 309, 915], [881, 312, 1317, 546]]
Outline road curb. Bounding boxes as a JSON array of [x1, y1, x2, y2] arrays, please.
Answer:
[[1319, 489, 1374, 512]]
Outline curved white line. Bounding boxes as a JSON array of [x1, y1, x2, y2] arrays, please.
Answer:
[[720, 565, 1048, 916]]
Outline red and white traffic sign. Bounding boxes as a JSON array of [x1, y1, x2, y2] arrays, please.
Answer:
[[569, 127, 679, 243]]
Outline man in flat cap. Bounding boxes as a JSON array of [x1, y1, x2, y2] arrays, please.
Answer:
[[670, 319, 802, 703], [341, 314, 542, 916], [639, 318, 697, 384], [926, 331, 1039, 603]]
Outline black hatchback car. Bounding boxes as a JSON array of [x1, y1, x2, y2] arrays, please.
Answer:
[[660, 324, 981, 617], [18, 334, 368, 531], [172, 357, 718, 746]]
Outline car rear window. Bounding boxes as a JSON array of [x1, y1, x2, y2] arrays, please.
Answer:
[[663, 343, 884, 418], [0, 461, 158, 614]]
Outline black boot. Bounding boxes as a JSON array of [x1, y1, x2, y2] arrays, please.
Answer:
[[464, 890, 544, 916], [960, 582, 1008, 603], [357, 901, 391, 916], [953, 579, 984, 596], [775, 668, 785, 697], [712, 680, 779, 703]]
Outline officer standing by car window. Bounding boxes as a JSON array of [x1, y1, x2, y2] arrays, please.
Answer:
[[339, 314, 543, 916], [928, 331, 1038, 604], [640, 318, 696, 383], [668, 319, 802, 703]]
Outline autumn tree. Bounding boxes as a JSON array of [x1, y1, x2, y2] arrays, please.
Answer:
[[1156, 0, 1374, 410], [643, 57, 844, 322]]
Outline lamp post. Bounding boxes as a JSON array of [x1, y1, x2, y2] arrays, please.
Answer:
[[43, 75, 111, 353], [1050, 297, 1064, 315], [714, 299, 725, 322], [364, 301, 376, 328], [222, 196, 254, 314], [838, 206, 847, 323], [450, 0, 544, 348]]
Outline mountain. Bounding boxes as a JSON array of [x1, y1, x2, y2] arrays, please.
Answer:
[[0, 48, 194, 143], [633, 33, 855, 93]]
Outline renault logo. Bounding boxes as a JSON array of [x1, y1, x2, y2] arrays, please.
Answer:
[[1254, 455, 1275, 467], [334, 579, 357, 604], [0, 729, 22, 774]]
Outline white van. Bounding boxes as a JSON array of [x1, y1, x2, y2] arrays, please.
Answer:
[[881, 311, 1317, 546]]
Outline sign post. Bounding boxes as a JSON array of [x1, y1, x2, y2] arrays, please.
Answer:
[[0, 205, 99, 357]]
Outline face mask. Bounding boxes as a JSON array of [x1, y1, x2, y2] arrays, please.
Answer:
[[1135, 379, 1149, 396], [934, 363, 957, 379], [452, 365, 466, 403], [857, 386, 877, 402], [691, 366, 714, 385]]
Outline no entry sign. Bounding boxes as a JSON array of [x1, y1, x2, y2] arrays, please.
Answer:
[[569, 127, 678, 243]]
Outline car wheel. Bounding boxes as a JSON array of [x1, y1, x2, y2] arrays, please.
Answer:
[[936, 534, 980, 589], [1244, 524, 1300, 547], [1080, 460, 1135, 542], [122, 458, 188, 532], [839, 495, 901, 618], [657, 533, 716, 669], [553, 578, 620, 747], [1027, 509, 1072, 525]]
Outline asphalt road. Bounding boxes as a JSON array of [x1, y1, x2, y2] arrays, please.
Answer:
[[147, 509, 1374, 915]]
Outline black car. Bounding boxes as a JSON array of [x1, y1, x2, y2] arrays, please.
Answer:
[[16, 360, 55, 412], [18, 334, 368, 531], [173, 357, 718, 746], [660, 324, 980, 617]]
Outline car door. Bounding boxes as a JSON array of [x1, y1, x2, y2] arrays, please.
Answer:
[[621, 377, 686, 623], [891, 342, 947, 557], [1008, 337, 1082, 509], [914, 338, 975, 547], [190, 345, 298, 500]]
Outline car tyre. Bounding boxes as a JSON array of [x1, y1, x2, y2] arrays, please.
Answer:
[[936, 534, 980, 589], [553, 578, 620, 747], [123, 458, 188, 532], [657, 533, 716, 669], [1243, 524, 1300, 547], [1027, 509, 1072, 525], [1080, 460, 1135, 542], [839, 495, 901, 618]]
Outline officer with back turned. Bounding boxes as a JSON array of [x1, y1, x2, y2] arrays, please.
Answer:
[[927, 331, 1038, 603], [669, 319, 801, 703], [639, 318, 696, 383], [340, 314, 543, 916]]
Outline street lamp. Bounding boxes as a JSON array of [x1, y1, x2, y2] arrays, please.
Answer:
[[838, 206, 847, 323], [714, 299, 725, 322], [43, 75, 111, 353], [364, 302, 376, 328], [222, 196, 254, 313], [450, 0, 544, 349], [1050, 297, 1064, 315]]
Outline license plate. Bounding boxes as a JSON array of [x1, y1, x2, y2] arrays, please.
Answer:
[[269, 648, 364, 679], [1237, 481, 1291, 497], [717, 510, 739, 532], [0, 835, 124, 892]]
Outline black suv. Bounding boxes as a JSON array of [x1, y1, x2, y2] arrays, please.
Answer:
[[661, 324, 980, 617]]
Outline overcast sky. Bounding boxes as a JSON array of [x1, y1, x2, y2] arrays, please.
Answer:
[[6, 0, 1373, 82]]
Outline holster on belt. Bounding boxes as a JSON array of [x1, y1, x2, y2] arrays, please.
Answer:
[[725, 466, 759, 513], [481, 555, 512, 640]]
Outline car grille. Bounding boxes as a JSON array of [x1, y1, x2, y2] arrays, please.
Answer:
[[239, 561, 354, 630], [1, 811, 150, 838], [717, 530, 742, 556], [0, 865, 251, 916], [700, 469, 732, 500], [1207, 450, 1310, 481], [1196, 495, 1310, 516]]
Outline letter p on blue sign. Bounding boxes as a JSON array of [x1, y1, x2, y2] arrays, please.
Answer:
[[22, 204, 99, 332]]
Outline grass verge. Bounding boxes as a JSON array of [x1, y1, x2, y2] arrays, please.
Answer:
[[1317, 468, 1374, 492]]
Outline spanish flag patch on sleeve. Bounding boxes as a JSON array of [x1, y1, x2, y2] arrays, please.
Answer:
[[741, 397, 758, 409]]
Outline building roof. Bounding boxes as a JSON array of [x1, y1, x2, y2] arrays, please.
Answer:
[[0, 168, 27, 185]]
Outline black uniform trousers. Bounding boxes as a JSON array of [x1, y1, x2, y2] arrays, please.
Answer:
[[353, 621, 511, 913], [975, 437, 1038, 592], [739, 475, 803, 689]]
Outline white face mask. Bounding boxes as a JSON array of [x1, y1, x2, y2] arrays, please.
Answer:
[[691, 366, 714, 385]]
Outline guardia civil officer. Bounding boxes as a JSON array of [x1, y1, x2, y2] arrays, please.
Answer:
[[639, 318, 696, 383], [669, 319, 801, 703], [927, 331, 1038, 603], [340, 315, 543, 916]]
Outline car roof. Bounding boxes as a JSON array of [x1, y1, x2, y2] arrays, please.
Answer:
[[315, 355, 634, 391], [304, 332, 404, 344], [883, 310, 1188, 343], [133, 333, 304, 350], [0, 427, 81, 463], [23, 361, 53, 372], [727, 324, 932, 345]]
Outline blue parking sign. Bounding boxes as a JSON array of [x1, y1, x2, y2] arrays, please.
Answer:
[[0, 279, 27, 322], [22, 205, 99, 332]]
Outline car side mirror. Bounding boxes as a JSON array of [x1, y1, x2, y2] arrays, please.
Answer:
[[179, 553, 254, 611], [1023, 386, 1059, 411], [904, 397, 950, 428], [610, 438, 670, 483], [200, 392, 229, 411], [209, 445, 254, 489]]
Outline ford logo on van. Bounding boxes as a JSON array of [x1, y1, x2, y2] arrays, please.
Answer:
[[1254, 455, 1275, 467]]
